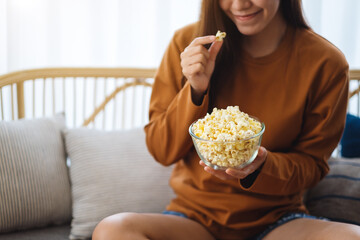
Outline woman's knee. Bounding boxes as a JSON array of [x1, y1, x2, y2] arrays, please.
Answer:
[[312, 222, 360, 240], [92, 212, 145, 240]]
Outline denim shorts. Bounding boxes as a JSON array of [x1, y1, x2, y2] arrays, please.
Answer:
[[162, 210, 188, 218], [253, 213, 329, 240]]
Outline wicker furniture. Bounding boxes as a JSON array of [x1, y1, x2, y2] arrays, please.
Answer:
[[0, 67, 157, 129], [1, 68, 359, 124]]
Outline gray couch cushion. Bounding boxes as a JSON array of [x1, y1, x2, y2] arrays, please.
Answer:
[[0, 225, 70, 240], [64, 127, 175, 240], [0, 115, 72, 233], [305, 157, 360, 225]]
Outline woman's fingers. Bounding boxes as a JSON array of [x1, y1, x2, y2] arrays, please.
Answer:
[[199, 161, 234, 180], [208, 40, 224, 61], [181, 35, 214, 65], [184, 64, 205, 77], [201, 164, 235, 181], [189, 35, 216, 47], [180, 34, 224, 95], [181, 52, 208, 68], [183, 45, 210, 58], [181, 46, 210, 79], [199, 147, 268, 181], [181, 54, 208, 75], [225, 147, 268, 179]]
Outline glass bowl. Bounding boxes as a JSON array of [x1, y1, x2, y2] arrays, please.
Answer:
[[189, 118, 265, 170]]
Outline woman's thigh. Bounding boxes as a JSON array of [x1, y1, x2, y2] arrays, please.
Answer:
[[92, 212, 215, 240], [263, 218, 360, 240]]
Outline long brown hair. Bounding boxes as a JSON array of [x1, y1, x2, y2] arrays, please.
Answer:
[[197, 0, 310, 108], [197, 0, 309, 64]]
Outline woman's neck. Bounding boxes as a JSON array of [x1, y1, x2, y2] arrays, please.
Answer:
[[242, 11, 287, 58]]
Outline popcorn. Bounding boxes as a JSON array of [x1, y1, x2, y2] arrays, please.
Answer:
[[191, 106, 263, 168], [215, 30, 226, 41]]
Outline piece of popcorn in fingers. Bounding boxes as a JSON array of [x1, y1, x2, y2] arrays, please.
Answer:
[[215, 30, 226, 41]]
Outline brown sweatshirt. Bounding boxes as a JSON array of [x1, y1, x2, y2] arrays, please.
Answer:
[[144, 23, 349, 240]]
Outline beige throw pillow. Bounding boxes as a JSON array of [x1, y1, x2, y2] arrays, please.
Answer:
[[0, 115, 71, 233], [64, 127, 175, 240]]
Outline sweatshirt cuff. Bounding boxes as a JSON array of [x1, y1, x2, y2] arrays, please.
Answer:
[[182, 81, 209, 113], [238, 151, 286, 195], [173, 81, 210, 137]]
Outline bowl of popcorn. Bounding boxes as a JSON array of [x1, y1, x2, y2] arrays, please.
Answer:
[[189, 106, 265, 170]]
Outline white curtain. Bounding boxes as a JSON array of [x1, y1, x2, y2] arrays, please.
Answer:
[[0, 0, 359, 74], [303, 0, 360, 69], [302, 0, 360, 115], [0, 0, 202, 74]]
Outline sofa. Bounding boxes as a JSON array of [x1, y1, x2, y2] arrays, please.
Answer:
[[0, 68, 360, 240]]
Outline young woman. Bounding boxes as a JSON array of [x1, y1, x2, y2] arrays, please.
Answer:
[[93, 0, 360, 239]]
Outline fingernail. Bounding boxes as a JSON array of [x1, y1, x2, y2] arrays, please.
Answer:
[[259, 147, 264, 154]]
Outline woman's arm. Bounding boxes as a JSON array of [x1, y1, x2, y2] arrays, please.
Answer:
[[202, 66, 349, 195], [145, 25, 223, 166], [244, 68, 349, 195], [144, 30, 208, 166]]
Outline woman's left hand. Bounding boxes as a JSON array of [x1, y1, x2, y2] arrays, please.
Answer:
[[199, 147, 268, 181]]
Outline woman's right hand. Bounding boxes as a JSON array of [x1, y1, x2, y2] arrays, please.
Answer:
[[180, 35, 224, 103]]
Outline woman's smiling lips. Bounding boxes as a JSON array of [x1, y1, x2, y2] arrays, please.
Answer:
[[234, 9, 262, 22]]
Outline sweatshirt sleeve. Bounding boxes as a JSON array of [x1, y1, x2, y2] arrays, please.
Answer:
[[144, 29, 209, 166], [240, 65, 349, 195]]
